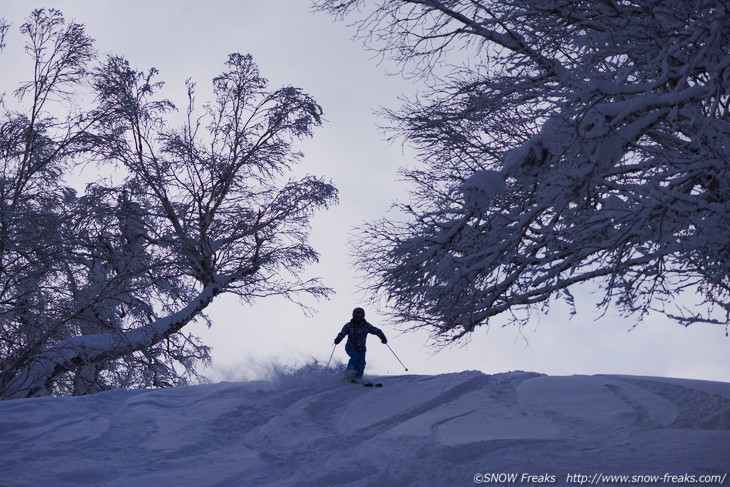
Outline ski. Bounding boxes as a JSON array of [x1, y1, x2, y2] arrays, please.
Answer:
[[348, 379, 383, 387]]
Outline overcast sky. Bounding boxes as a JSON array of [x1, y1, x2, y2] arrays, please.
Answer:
[[3, 0, 729, 383]]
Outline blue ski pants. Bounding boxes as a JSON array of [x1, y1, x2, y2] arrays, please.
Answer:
[[345, 347, 366, 379]]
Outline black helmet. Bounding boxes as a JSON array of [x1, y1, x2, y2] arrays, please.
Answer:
[[352, 307, 365, 319]]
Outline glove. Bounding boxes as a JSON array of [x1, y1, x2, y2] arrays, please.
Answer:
[[334, 337, 341, 345], [381, 338, 388, 344]]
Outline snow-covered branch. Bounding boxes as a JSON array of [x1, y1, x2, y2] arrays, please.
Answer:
[[320, 0, 730, 340]]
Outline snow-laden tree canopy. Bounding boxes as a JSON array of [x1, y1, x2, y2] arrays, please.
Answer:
[[0, 10, 336, 398], [316, 0, 730, 341]]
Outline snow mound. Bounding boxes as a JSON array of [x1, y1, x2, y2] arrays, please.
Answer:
[[1, 370, 729, 486]]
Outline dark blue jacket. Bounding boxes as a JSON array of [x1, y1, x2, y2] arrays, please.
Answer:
[[335, 320, 386, 352]]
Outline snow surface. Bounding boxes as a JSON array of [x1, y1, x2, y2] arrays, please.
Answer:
[[1, 367, 729, 487]]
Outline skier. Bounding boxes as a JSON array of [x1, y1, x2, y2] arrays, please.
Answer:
[[334, 307, 387, 383]]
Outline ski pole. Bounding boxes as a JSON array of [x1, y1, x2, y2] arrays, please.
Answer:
[[386, 343, 408, 371], [326, 343, 337, 368]]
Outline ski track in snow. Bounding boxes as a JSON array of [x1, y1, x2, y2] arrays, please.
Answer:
[[1, 369, 729, 487]]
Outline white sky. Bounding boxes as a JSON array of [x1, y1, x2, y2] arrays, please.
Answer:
[[3, 0, 729, 383]]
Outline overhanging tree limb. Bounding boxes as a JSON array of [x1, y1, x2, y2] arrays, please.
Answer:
[[318, 0, 730, 340]]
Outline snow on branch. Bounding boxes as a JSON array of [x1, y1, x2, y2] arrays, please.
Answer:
[[324, 0, 730, 340]]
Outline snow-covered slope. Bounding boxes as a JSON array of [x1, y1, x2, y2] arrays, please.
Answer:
[[1, 368, 729, 487]]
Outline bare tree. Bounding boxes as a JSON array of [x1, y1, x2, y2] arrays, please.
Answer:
[[0, 10, 336, 398], [316, 0, 730, 342], [0, 9, 100, 397], [0, 19, 7, 50]]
